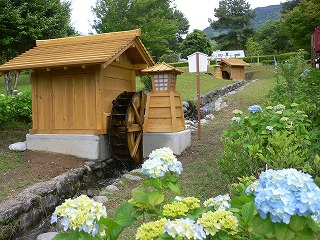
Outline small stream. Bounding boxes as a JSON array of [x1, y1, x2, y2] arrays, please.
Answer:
[[15, 160, 134, 240]]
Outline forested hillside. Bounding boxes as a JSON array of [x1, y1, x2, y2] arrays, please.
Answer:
[[204, 4, 281, 39], [252, 5, 281, 29]]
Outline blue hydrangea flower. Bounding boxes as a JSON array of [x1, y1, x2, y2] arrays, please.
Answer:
[[248, 105, 263, 113], [141, 158, 167, 178], [245, 180, 259, 196], [253, 169, 320, 224], [203, 194, 231, 210], [273, 104, 286, 110], [142, 147, 183, 178], [164, 218, 206, 239], [231, 117, 241, 122]]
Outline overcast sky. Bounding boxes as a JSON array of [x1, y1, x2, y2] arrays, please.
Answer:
[[69, 0, 284, 35]]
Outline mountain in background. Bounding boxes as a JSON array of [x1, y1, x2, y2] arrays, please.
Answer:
[[204, 4, 282, 40]]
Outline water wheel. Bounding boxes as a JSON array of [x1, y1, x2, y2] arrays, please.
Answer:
[[109, 91, 146, 164]]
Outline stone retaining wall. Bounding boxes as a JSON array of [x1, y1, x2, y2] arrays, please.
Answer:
[[0, 160, 111, 240], [199, 80, 247, 105]]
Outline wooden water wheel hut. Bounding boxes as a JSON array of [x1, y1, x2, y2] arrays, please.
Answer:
[[219, 58, 250, 80], [0, 29, 154, 163]]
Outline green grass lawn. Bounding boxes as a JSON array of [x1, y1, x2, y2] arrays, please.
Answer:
[[0, 71, 31, 94], [136, 65, 239, 100]]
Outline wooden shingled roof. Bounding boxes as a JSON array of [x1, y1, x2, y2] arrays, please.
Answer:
[[220, 58, 250, 67], [141, 62, 183, 74], [0, 29, 154, 74]]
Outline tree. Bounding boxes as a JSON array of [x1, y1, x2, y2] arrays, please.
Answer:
[[209, 0, 256, 50], [245, 37, 263, 56], [92, 0, 189, 62], [281, 0, 301, 14], [179, 30, 213, 59], [253, 20, 294, 54], [172, 9, 189, 42], [0, 0, 75, 95], [281, 0, 320, 52]]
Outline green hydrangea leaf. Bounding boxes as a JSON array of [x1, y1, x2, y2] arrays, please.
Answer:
[[242, 201, 255, 223], [288, 215, 307, 232], [294, 228, 315, 240], [252, 214, 274, 235], [306, 216, 320, 232], [52, 233, 70, 240], [274, 223, 295, 240], [148, 191, 164, 206], [114, 204, 136, 227], [132, 187, 148, 203], [231, 195, 251, 208], [218, 230, 229, 240], [143, 178, 163, 190], [167, 182, 180, 194]]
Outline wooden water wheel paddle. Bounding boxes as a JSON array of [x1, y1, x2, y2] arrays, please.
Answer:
[[109, 91, 146, 164]]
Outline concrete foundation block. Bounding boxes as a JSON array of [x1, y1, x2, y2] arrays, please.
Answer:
[[26, 134, 111, 160], [143, 130, 191, 158]]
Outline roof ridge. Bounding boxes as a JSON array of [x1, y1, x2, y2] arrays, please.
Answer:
[[36, 29, 141, 47], [142, 61, 183, 73]]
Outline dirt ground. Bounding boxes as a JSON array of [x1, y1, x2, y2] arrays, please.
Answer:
[[2, 150, 87, 200]]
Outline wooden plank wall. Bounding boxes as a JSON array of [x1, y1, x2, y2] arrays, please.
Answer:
[[30, 68, 99, 134], [29, 53, 136, 135], [230, 66, 245, 80], [100, 53, 136, 133], [52, 72, 96, 131], [144, 92, 186, 133], [30, 69, 53, 133]]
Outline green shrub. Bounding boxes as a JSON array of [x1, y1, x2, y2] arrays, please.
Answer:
[[243, 51, 310, 65], [169, 62, 189, 67], [218, 104, 319, 182], [0, 94, 11, 126], [0, 90, 32, 128], [269, 58, 320, 126], [158, 53, 180, 63], [139, 76, 152, 91]]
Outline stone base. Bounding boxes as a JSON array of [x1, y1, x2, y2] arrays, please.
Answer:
[[26, 134, 111, 160], [143, 130, 191, 158]]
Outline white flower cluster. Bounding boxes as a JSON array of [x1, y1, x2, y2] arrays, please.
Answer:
[[51, 195, 107, 236], [203, 194, 231, 210], [164, 218, 206, 239], [141, 147, 183, 178]]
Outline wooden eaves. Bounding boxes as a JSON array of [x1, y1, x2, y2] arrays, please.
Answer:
[[0, 29, 154, 75]]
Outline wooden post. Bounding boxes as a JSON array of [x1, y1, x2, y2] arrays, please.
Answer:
[[196, 52, 201, 140]]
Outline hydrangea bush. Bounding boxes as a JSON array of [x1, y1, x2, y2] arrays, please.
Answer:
[[51, 148, 320, 240], [218, 103, 320, 182], [0, 90, 32, 127]]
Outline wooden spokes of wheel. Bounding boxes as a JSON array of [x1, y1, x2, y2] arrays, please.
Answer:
[[109, 91, 146, 164]]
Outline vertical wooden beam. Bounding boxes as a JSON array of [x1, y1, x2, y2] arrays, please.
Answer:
[[131, 68, 136, 91], [169, 91, 177, 132], [177, 93, 186, 131], [29, 70, 37, 133], [143, 93, 151, 132], [96, 65, 103, 133]]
